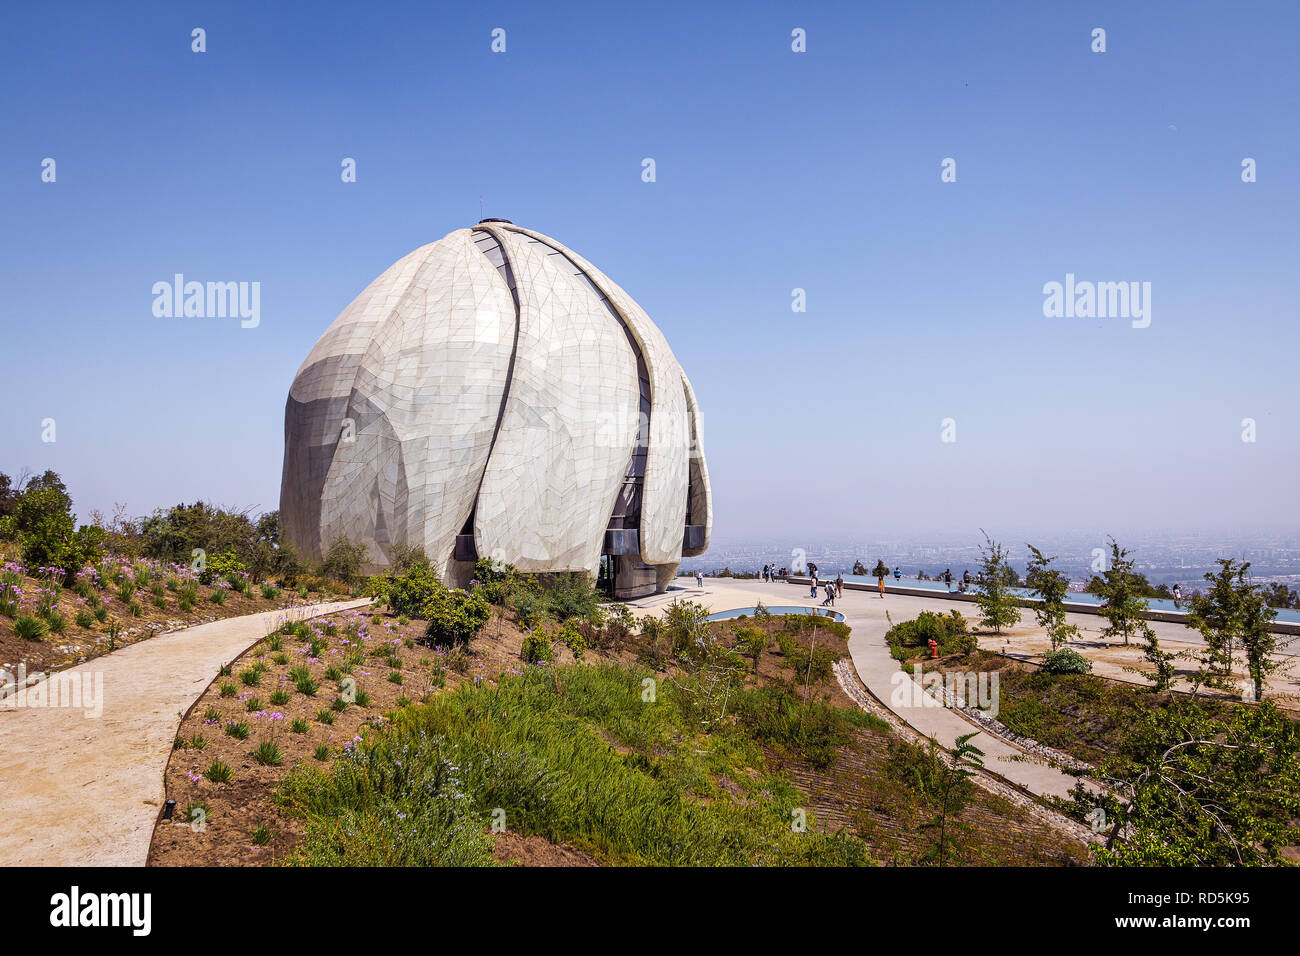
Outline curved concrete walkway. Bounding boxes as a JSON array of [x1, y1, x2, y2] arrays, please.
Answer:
[[0, 599, 369, 866], [645, 578, 1092, 800]]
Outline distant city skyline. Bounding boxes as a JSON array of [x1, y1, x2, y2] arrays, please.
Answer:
[[3, 2, 1297, 549]]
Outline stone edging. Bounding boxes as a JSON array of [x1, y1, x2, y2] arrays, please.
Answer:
[[832, 658, 1100, 846]]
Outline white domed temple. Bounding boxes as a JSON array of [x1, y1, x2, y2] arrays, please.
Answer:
[[280, 220, 711, 599]]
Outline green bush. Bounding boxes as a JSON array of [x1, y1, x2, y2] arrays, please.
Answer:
[[557, 620, 586, 660], [2, 477, 105, 576], [383, 561, 441, 619], [207, 550, 247, 584], [321, 536, 368, 585], [521, 626, 554, 664], [422, 587, 491, 649], [1041, 647, 1093, 675], [733, 686, 856, 770], [14, 615, 47, 641], [472, 557, 514, 606], [540, 572, 603, 622], [885, 610, 975, 661]]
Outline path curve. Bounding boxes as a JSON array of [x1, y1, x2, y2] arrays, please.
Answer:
[[0, 599, 369, 866], [638, 578, 1096, 801]]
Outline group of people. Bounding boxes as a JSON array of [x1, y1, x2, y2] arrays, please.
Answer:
[[760, 564, 787, 582], [807, 571, 847, 606]]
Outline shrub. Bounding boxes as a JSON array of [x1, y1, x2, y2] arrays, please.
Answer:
[[224, 721, 250, 739], [472, 557, 515, 606], [383, 561, 441, 619], [1041, 647, 1093, 675], [93, 604, 109, 623], [321, 536, 368, 585], [734, 687, 856, 770], [251, 823, 272, 845], [6, 478, 106, 573], [13, 615, 47, 641], [557, 620, 586, 660], [521, 626, 554, 664], [75, 609, 95, 629], [239, 668, 261, 687], [316, 708, 335, 725], [208, 550, 248, 586], [253, 741, 284, 766], [203, 760, 233, 783], [312, 743, 330, 761], [290, 717, 309, 734], [269, 689, 290, 705], [540, 572, 603, 622], [885, 610, 975, 661], [260, 583, 281, 600], [422, 587, 491, 649]]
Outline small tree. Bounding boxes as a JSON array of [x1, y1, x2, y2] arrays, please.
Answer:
[[1095, 539, 1150, 647], [321, 536, 368, 585], [1186, 559, 1281, 700], [1084, 699, 1300, 866], [920, 732, 984, 866], [1095, 539, 1173, 691], [737, 624, 767, 678], [871, 559, 889, 585], [663, 600, 746, 726], [973, 531, 1020, 635], [1025, 544, 1079, 650], [1241, 597, 1281, 703]]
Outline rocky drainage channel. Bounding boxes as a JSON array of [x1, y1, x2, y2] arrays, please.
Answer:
[[832, 659, 1100, 847]]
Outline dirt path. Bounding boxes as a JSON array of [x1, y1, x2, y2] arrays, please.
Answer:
[[0, 599, 369, 866]]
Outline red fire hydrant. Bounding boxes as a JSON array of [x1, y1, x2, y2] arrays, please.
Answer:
[[928, 639, 939, 659]]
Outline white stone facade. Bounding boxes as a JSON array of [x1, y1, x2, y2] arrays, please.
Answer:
[[280, 221, 711, 594]]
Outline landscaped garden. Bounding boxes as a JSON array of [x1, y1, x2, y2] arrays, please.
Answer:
[[0, 470, 363, 675], [149, 561, 1091, 867]]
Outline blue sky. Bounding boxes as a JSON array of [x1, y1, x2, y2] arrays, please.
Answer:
[[1, 1, 1297, 545]]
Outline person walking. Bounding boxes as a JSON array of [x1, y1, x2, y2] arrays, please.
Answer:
[[835, 573, 844, 596], [944, 569, 953, 591], [809, 575, 818, 599], [695, 570, 703, 589]]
